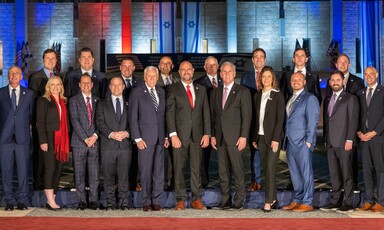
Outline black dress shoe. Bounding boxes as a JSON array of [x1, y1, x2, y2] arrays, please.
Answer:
[[143, 205, 151, 212], [5, 204, 14, 211], [219, 200, 231, 210], [17, 203, 28, 210], [89, 202, 98, 210], [106, 203, 115, 210], [46, 203, 61, 211], [231, 205, 244, 211], [77, 201, 87, 210], [151, 204, 162, 211], [120, 204, 129, 210]]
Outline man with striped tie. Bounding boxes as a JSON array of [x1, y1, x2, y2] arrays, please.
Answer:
[[129, 66, 169, 211]]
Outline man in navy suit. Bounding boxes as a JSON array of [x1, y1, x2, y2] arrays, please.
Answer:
[[282, 72, 320, 212], [96, 76, 131, 210], [0, 66, 34, 211], [240, 48, 266, 192], [194, 56, 222, 188], [356, 67, 384, 212], [69, 73, 100, 210], [129, 66, 169, 211], [64, 47, 106, 98], [28, 48, 57, 191]]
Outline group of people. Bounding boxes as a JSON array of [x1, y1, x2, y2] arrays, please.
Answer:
[[0, 46, 383, 214]]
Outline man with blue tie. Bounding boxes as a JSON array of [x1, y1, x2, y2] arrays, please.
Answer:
[[96, 76, 131, 210], [69, 73, 100, 210], [129, 66, 169, 211], [0, 66, 34, 211], [282, 72, 320, 212]]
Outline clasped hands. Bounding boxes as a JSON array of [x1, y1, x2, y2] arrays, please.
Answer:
[[110, 131, 129, 142]]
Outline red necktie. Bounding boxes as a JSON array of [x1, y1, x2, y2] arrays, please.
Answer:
[[50, 72, 53, 78], [86, 97, 92, 128], [186, 85, 194, 108]]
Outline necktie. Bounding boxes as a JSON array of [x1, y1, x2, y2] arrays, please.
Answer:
[[327, 93, 337, 116], [125, 79, 131, 89], [150, 88, 158, 111], [50, 72, 53, 78], [367, 88, 373, 107], [222, 87, 228, 109], [86, 96, 92, 128], [165, 77, 171, 86], [287, 94, 297, 115], [115, 98, 122, 122], [255, 71, 259, 89], [11, 88, 16, 112], [186, 85, 194, 108], [212, 77, 218, 88]]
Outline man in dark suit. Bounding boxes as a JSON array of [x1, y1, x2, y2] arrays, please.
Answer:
[[210, 62, 252, 210], [166, 61, 211, 210], [129, 66, 169, 212], [356, 67, 384, 212], [280, 48, 322, 104], [96, 76, 131, 210], [0, 66, 34, 211], [157, 56, 178, 191], [69, 73, 100, 210], [240, 48, 266, 192], [194, 56, 222, 188], [282, 72, 320, 212], [321, 71, 359, 213], [28, 48, 57, 191], [64, 47, 106, 98]]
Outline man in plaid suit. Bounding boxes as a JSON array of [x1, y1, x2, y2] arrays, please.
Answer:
[[69, 73, 100, 210]]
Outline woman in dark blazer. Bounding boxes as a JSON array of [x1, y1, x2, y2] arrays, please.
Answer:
[[252, 66, 285, 212], [36, 76, 69, 210]]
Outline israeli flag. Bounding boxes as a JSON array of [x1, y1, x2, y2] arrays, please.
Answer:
[[159, 2, 175, 53], [183, 2, 200, 53]]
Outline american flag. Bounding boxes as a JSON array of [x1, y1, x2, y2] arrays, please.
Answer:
[[52, 42, 62, 73], [14, 42, 22, 67], [326, 39, 340, 70]]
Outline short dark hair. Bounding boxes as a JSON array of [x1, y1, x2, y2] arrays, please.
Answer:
[[120, 57, 134, 65], [79, 47, 94, 57], [80, 72, 92, 81], [109, 76, 125, 85], [252, 48, 266, 59], [42, 49, 56, 59], [293, 48, 308, 57], [330, 70, 345, 79], [337, 54, 350, 63]]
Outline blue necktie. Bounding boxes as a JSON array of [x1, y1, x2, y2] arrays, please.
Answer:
[[116, 98, 122, 122], [125, 79, 131, 89], [11, 88, 16, 112]]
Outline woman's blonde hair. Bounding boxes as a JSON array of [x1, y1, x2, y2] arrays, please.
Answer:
[[43, 76, 67, 102]]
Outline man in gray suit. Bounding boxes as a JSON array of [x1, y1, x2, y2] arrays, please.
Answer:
[[210, 62, 252, 210], [69, 73, 100, 210], [166, 61, 211, 210], [321, 71, 358, 213], [129, 66, 169, 211], [96, 76, 131, 210]]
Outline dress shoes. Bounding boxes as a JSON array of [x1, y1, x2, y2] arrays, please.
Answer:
[[191, 199, 207, 210], [46, 203, 61, 211], [356, 202, 374, 211], [17, 203, 28, 210], [219, 200, 231, 210], [247, 182, 261, 192], [292, 204, 314, 212], [120, 204, 129, 210], [263, 200, 278, 212], [89, 202, 99, 210], [175, 201, 186, 211], [77, 201, 87, 210], [230, 205, 244, 211], [369, 203, 383, 212], [336, 205, 354, 213], [282, 201, 300, 210], [4, 204, 14, 211], [151, 204, 162, 211], [320, 203, 340, 211], [106, 203, 115, 211], [143, 205, 151, 212]]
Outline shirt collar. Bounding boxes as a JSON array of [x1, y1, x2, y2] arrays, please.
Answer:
[[43, 67, 53, 78], [81, 68, 93, 76], [223, 81, 235, 92]]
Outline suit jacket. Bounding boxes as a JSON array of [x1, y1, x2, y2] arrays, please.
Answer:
[[280, 70, 322, 104], [156, 74, 179, 88], [36, 97, 61, 145], [285, 90, 320, 147], [210, 83, 252, 146], [96, 96, 130, 151], [325, 73, 365, 97], [105, 75, 144, 101], [194, 73, 223, 99], [28, 68, 50, 98], [129, 84, 166, 145], [253, 90, 285, 145], [166, 81, 211, 144], [0, 86, 34, 145], [323, 91, 359, 147], [357, 84, 384, 143], [64, 69, 106, 98], [69, 93, 99, 149]]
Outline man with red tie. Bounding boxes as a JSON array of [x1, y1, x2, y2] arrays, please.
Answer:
[[166, 61, 211, 210]]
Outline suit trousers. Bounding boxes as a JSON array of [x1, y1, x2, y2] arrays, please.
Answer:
[[0, 143, 30, 205], [129, 142, 140, 188], [139, 144, 164, 206], [250, 145, 262, 184], [287, 142, 314, 206], [32, 126, 44, 190], [173, 140, 203, 202], [217, 143, 245, 207], [73, 146, 99, 203], [102, 148, 132, 206], [257, 136, 279, 203], [361, 141, 384, 205], [327, 146, 354, 206], [165, 147, 174, 187], [42, 133, 63, 194], [200, 145, 211, 187]]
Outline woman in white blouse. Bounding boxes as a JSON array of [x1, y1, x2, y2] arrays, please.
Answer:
[[252, 66, 285, 212]]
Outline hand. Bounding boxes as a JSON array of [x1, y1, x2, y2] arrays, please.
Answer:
[[85, 135, 97, 148], [200, 135, 210, 148], [357, 131, 365, 141], [164, 139, 170, 148], [364, 131, 377, 141], [252, 142, 258, 149], [211, 137, 217, 150], [136, 140, 147, 150], [344, 141, 353, 151], [306, 142, 311, 148], [271, 141, 279, 152], [40, 143, 48, 152], [236, 137, 247, 151], [171, 135, 182, 148], [111, 132, 123, 142]]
